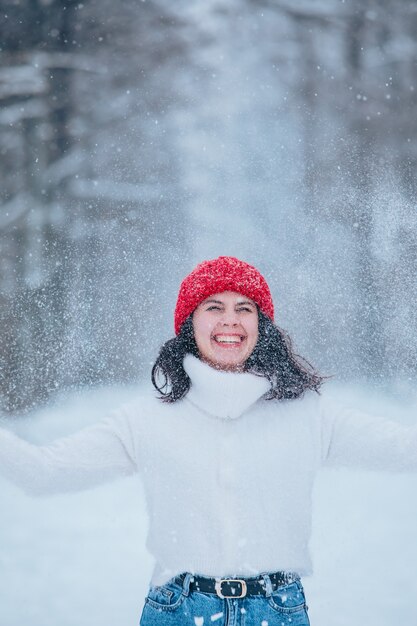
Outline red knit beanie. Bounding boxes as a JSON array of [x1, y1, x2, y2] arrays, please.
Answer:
[[174, 256, 274, 335]]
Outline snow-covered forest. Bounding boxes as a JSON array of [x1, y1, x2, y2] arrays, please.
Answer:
[[1, 0, 416, 413], [1, 3, 417, 626]]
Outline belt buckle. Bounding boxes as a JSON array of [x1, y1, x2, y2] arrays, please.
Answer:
[[215, 578, 247, 599]]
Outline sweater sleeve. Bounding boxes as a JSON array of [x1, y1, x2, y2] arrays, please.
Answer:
[[320, 397, 417, 472], [0, 405, 139, 496]]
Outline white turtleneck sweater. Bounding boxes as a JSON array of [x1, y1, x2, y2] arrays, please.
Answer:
[[1, 355, 417, 586]]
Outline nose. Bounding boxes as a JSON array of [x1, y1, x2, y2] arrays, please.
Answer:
[[220, 310, 239, 326]]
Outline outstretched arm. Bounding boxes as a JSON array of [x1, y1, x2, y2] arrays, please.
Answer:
[[0, 406, 139, 496], [321, 398, 417, 472]]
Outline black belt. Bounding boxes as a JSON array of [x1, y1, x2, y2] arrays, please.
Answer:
[[176, 571, 299, 599]]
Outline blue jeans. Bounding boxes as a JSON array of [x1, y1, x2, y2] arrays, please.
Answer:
[[139, 572, 310, 625]]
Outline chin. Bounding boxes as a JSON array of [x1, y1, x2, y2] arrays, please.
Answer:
[[211, 358, 245, 372]]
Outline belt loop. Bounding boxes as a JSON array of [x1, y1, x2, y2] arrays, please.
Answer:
[[180, 572, 194, 597], [260, 573, 273, 598]]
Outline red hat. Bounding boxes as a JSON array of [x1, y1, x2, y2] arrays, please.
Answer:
[[174, 256, 274, 335]]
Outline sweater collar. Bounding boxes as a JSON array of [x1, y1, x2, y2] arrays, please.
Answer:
[[183, 354, 271, 420]]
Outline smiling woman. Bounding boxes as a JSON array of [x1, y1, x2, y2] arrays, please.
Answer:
[[2, 256, 417, 626], [192, 291, 259, 371], [151, 257, 323, 403]]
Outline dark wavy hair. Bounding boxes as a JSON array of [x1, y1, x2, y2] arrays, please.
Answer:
[[151, 310, 325, 402]]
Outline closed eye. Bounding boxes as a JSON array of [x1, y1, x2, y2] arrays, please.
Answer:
[[206, 305, 254, 312]]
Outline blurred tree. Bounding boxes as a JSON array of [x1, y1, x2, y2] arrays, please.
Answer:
[[0, 0, 190, 412], [252, 0, 417, 382]]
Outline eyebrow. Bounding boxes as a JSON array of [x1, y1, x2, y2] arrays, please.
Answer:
[[202, 299, 255, 307]]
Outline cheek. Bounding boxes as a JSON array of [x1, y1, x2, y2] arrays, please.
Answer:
[[249, 331, 259, 350], [193, 317, 213, 347], [247, 320, 259, 346]]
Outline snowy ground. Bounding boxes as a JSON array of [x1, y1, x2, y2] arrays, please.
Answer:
[[1, 383, 417, 626]]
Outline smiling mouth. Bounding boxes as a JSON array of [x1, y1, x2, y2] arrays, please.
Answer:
[[212, 334, 245, 344]]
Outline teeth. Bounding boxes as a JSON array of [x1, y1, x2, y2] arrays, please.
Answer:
[[214, 335, 242, 344]]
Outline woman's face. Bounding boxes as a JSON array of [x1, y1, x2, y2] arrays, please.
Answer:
[[192, 291, 259, 371]]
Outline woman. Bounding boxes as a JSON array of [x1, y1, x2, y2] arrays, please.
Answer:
[[1, 255, 416, 626]]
